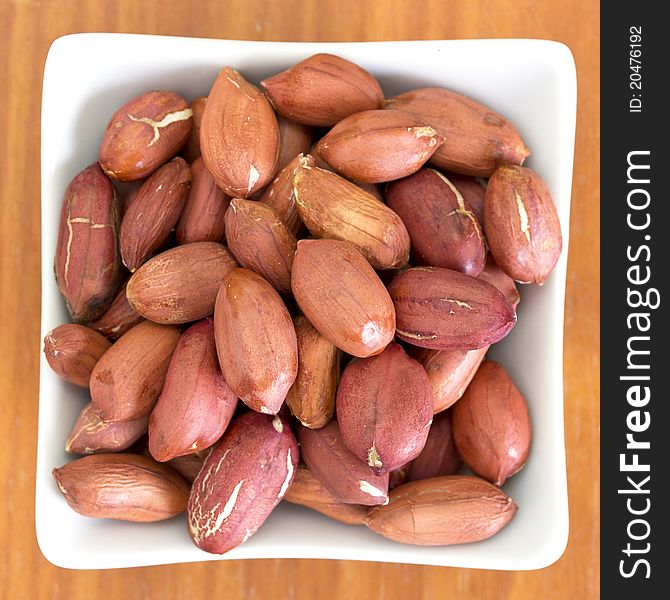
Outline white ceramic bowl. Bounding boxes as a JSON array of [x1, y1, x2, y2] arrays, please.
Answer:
[[38, 33, 576, 570]]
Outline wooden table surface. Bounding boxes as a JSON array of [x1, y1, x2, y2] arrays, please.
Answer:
[[0, 1, 599, 598]]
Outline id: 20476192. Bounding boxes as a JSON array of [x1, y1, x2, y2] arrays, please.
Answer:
[[629, 26, 643, 113]]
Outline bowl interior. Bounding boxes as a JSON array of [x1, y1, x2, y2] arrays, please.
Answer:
[[38, 34, 575, 570]]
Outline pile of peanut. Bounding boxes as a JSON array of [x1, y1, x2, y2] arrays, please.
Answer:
[[45, 53, 561, 554]]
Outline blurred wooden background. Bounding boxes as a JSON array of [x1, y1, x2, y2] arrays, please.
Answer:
[[0, 1, 599, 598]]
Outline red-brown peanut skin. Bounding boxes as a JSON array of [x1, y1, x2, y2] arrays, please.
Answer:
[[224, 199, 297, 295], [316, 110, 444, 184], [388, 267, 516, 351], [259, 154, 306, 237], [43, 324, 111, 387], [55, 163, 121, 322], [88, 278, 144, 340], [298, 420, 389, 506], [293, 160, 410, 270], [407, 411, 462, 482], [187, 412, 298, 554], [314, 147, 399, 205], [176, 157, 230, 244], [385, 88, 529, 177], [336, 343, 433, 473], [261, 53, 384, 127], [452, 361, 531, 486], [307, 142, 390, 199], [148, 319, 238, 462], [283, 464, 368, 525], [182, 96, 207, 163], [214, 269, 298, 414], [126, 242, 238, 325], [65, 402, 148, 455], [277, 115, 313, 170], [200, 67, 279, 197], [99, 91, 193, 181], [119, 157, 191, 272], [386, 169, 486, 276], [291, 239, 396, 358], [90, 321, 181, 422], [447, 173, 487, 223], [484, 165, 562, 285], [365, 475, 517, 545], [305, 147, 393, 201], [285, 315, 341, 429], [53, 454, 190, 522], [478, 255, 521, 311], [413, 346, 488, 413]]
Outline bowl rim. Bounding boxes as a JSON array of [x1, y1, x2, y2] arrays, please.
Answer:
[[38, 32, 576, 571]]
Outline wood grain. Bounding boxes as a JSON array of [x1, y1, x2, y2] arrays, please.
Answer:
[[0, 0, 599, 598]]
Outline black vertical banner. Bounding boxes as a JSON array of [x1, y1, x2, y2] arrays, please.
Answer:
[[601, 5, 668, 598]]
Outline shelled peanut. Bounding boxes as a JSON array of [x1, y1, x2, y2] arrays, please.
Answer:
[[45, 51, 561, 554]]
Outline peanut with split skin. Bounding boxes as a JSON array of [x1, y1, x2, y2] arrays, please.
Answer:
[[484, 165, 562, 285], [187, 412, 298, 554], [99, 91, 193, 181], [65, 402, 148, 455], [386, 169, 486, 277], [388, 266, 517, 351], [54, 163, 121, 323]]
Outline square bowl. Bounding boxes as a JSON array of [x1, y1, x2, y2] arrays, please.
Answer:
[[38, 33, 576, 570]]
